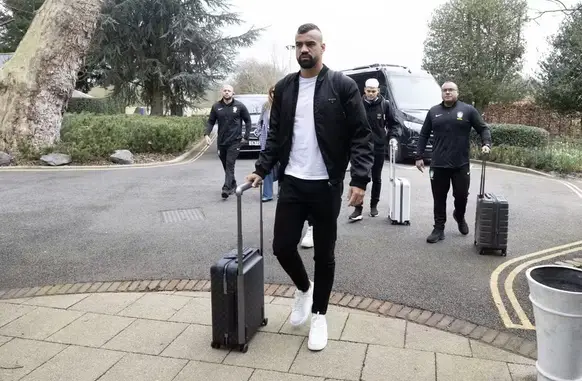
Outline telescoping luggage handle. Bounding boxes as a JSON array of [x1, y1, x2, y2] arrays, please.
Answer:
[[389, 140, 397, 181], [235, 182, 264, 276], [479, 159, 487, 198]]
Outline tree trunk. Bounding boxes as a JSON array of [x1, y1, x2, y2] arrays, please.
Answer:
[[0, 0, 103, 155]]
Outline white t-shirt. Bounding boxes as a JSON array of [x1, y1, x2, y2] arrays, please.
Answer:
[[284, 75, 329, 180]]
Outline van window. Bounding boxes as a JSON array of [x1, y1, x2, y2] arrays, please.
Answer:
[[387, 74, 442, 111]]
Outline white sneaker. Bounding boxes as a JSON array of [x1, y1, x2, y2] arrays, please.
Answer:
[[289, 281, 313, 326], [301, 226, 314, 248], [308, 313, 328, 351]]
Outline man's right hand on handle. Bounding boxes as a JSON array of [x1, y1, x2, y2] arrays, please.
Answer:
[[205, 135, 211, 145], [245, 173, 263, 187], [415, 159, 425, 173]]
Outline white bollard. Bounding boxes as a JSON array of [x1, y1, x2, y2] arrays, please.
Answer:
[[526, 265, 582, 381]]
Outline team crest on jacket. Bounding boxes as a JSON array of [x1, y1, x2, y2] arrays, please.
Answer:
[[377, 113, 382, 119], [457, 111, 463, 120], [233, 106, 237, 113]]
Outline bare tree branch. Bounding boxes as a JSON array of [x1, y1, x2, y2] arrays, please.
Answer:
[[529, 0, 582, 22]]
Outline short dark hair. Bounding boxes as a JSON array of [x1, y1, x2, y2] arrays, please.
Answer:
[[297, 23, 320, 35]]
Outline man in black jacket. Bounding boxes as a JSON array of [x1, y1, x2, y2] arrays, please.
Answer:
[[349, 77, 402, 221], [204, 84, 252, 199], [245, 23, 373, 351], [415, 81, 492, 243]]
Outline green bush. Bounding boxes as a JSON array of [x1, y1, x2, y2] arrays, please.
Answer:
[[66, 97, 125, 114], [51, 113, 206, 162], [470, 139, 582, 174], [471, 123, 550, 148]]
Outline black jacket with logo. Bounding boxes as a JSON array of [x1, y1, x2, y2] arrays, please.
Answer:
[[363, 94, 403, 154], [205, 98, 252, 146], [415, 100, 492, 168], [253, 65, 374, 190]]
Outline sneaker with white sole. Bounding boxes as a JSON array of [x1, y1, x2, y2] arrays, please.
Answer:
[[300, 226, 314, 248], [289, 281, 313, 326], [308, 313, 328, 351]]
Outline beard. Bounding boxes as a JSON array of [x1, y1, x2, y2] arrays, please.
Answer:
[[297, 54, 317, 69]]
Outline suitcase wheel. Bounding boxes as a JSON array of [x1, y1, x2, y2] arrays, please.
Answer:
[[239, 343, 249, 353], [261, 318, 268, 326], [479, 248, 485, 255], [211, 341, 220, 349], [501, 249, 507, 256]]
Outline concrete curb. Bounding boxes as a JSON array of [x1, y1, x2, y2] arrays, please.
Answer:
[[0, 133, 216, 171], [470, 159, 555, 178], [0, 278, 537, 360]]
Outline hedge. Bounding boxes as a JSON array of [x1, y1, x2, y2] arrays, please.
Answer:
[[471, 123, 550, 148], [66, 97, 126, 114], [45, 113, 207, 162], [470, 139, 582, 174]]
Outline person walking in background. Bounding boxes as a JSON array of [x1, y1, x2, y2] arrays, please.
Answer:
[[245, 23, 373, 351], [348, 78, 403, 221], [204, 84, 252, 199], [415, 81, 492, 243], [257, 86, 277, 202]]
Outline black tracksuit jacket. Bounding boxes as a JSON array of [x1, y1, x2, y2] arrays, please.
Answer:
[[416, 100, 492, 168], [363, 94, 403, 154], [253, 65, 374, 190], [205, 98, 252, 146]]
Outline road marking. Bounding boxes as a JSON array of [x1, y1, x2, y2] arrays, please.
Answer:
[[0, 134, 216, 172], [490, 240, 582, 330], [561, 181, 582, 199], [503, 246, 582, 330]]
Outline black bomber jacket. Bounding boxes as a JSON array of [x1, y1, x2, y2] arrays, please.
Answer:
[[253, 65, 374, 190]]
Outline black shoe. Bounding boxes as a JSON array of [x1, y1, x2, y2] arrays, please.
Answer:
[[221, 190, 229, 199], [453, 211, 469, 235], [349, 206, 363, 221], [427, 228, 445, 243], [370, 205, 379, 217]]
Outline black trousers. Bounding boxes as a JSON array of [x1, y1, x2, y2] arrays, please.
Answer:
[[273, 175, 343, 314], [218, 142, 240, 192], [370, 152, 385, 206], [430, 164, 471, 230]]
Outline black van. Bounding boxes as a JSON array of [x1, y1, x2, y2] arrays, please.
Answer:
[[340, 63, 441, 163]]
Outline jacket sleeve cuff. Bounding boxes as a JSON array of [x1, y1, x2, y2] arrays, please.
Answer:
[[253, 166, 266, 179], [349, 177, 368, 191]]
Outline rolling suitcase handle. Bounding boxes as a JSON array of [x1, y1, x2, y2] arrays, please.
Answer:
[[235, 182, 264, 275], [389, 140, 398, 182], [479, 158, 487, 198], [234, 181, 263, 346]]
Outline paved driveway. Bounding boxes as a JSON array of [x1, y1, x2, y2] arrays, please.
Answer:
[[1, 144, 581, 342]]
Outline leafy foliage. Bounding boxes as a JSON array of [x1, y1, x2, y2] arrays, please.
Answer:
[[90, 0, 264, 115], [51, 113, 207, 161], [471, 123, 550, 148], [422, 0, 528, 110], [66, 97, 126, 114], [535, 4, 582, 114], [470, 138, 582, 174]]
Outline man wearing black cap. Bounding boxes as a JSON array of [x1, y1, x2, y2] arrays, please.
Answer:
[[349, 77, 402, 221]]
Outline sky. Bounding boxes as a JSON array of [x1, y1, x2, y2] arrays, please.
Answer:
[[222, 0, 576, 78]]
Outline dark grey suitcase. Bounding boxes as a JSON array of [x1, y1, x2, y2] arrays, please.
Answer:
[[210, 182, 268, 353], [474, 159, 509, 256]]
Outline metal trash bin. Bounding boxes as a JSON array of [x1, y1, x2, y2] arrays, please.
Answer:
[[526, 265, 582, 381]]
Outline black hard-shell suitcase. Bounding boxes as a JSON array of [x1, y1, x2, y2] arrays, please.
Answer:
[[210, 182, 268, 353], [474, 159, 509, 256]]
